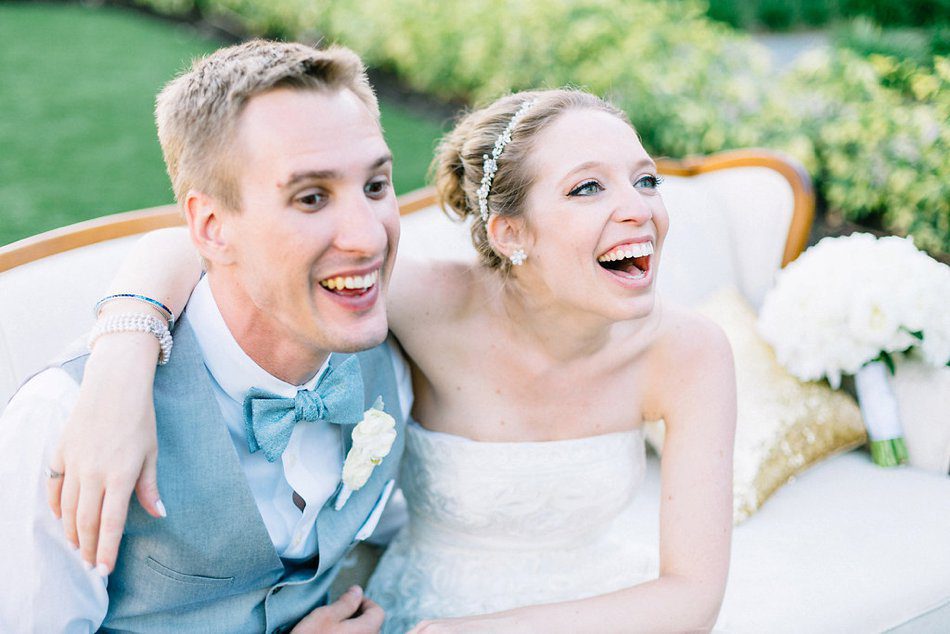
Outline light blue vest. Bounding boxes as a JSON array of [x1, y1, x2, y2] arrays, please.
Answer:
[[58, 315, 405, 634]]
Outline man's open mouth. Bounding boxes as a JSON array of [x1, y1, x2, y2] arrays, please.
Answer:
[[596, 241, 653, 280], [318, 269, 379, 296]]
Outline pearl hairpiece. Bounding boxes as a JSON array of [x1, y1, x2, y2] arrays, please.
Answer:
[[477, 99, 537, 222]]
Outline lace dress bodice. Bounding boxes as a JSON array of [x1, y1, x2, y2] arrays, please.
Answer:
[[367, 422, 657, 633]]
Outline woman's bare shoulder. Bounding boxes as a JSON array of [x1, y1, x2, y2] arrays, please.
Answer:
[[650, 302, 731, 362], [641, 302, 734, 418], [389, 256, 479, 332]]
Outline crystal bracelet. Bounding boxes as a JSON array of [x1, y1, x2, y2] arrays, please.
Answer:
[[87, 313, 174, 365], [95, 293, 175, 329]]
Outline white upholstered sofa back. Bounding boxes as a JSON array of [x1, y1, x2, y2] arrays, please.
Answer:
[[0, 153, 807, 410], [399, 165, 798, 308], [0, 236, 144, 408]]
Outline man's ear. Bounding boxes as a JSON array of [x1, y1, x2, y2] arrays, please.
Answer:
[[184, 190, 235, 266], [485, 213, 527, 261]]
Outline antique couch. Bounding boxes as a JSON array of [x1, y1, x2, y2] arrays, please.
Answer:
[[1, 150, 948, 632]]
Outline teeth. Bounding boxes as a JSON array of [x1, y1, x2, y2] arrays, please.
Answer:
[[320, 270, 379, 291], [597, 242, 653, 263]]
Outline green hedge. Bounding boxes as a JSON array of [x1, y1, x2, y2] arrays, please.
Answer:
[[781, 49, 950, 252], [126, 0, 949, 253], [834, 17, 950, 63], [707, 0, 950, 31], [325, 0, 796, 159]]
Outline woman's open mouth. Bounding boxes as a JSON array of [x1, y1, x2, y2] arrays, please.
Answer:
[[597, 241, 653, 282]]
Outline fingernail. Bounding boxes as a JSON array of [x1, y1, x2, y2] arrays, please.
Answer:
[[348, 585, 362, 597], [83, 560, 94, 572], [95, 563, 110, 577], [156, 499, 167, 518]]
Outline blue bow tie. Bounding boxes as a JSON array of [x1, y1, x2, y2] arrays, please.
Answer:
[[243, 354, 364, 462]]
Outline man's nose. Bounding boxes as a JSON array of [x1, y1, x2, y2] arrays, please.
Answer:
[[334, 190, 390, 255]]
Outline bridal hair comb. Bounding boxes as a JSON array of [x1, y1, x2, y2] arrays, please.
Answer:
[[476, 99, 537, 222]]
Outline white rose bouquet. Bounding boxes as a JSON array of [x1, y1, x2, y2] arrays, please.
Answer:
[[758, 233, 950, 466]]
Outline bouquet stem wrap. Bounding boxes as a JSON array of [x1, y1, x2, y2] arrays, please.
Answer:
[[855, 361, 908, 467]]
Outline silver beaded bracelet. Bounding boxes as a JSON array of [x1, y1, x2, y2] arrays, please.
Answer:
[[87, 313, 174, 365]]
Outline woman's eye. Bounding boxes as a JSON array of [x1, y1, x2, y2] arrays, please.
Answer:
[[635, 175, 663, 190], [568, 180, 604, 196], [295, 190, 327, 211], [365, 177, 391, 198]]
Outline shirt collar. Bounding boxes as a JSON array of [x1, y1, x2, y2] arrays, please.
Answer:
[[185, 276, 328, 404]]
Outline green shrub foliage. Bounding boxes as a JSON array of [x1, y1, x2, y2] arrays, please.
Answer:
[[129, 0, 949, 253], [705, 0, 950, 30], [782, 49, 950, 252]]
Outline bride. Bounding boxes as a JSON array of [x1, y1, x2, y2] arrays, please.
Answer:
[[51, 88, 736, 632]]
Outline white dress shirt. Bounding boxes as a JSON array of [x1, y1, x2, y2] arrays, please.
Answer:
[[0, 277, 411, 633]]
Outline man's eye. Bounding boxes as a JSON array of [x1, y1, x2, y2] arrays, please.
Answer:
[[365, 178, 391, 198], [635, 175, 663, 189], [568, 180, 603, 196], [295, 190, 327, 210]]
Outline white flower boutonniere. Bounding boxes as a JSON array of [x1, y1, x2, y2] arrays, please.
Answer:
[[334, 397, 397, 510]]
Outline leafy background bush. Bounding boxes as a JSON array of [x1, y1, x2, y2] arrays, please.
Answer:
[[707, 0, 950, 30], [324, 0, 796, 160], [119, 0, 950, 254], [834, 16, 950, 61], [782, 49, 949, 252]]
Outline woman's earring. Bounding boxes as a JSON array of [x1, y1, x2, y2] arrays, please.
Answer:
[[510, 248, 527, 266]]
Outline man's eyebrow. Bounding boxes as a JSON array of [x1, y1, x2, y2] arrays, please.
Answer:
[[281, 169, 339, 188], [372, 153, 394, 170], [280, 153, 394, 189]]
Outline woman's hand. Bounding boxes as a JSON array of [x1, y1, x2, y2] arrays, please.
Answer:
[[47, 332, 164, 574], [408, 615, 515, 634], [408, 620, 459, 634], [46, 227, 201, 573]]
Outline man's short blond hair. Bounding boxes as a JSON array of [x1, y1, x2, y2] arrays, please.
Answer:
[[155, 40, 379, 212]]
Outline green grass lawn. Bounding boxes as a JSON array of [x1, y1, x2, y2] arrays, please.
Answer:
[[0, 3, 446, 246]]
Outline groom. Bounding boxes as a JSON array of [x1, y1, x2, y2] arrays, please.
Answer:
[[0, 41, 408, 632]]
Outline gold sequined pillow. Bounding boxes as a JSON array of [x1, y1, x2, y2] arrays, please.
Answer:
[[644, 287, 866, 524]]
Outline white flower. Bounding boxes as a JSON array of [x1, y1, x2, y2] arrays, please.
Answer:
[[342, 457, 376, 491], [758, 233, 950, 385], [847, 287, 900, 350], [341, 401, 397, 491], [351, 408, 398, 463]]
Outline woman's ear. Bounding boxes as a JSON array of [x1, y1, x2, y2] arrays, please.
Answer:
[[486, 213, 527, 262], [183, 191, 235, 266]]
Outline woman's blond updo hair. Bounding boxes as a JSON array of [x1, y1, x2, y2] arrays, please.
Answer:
[[433, 88, 632, 269]]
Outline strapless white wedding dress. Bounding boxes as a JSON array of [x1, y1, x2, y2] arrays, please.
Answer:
[[366, 422, 658, 633]]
